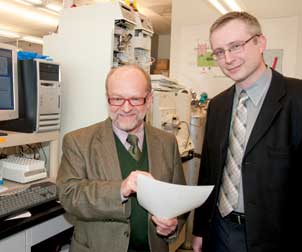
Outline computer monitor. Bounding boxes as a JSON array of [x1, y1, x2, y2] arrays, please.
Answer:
[[0, 43, 18, 122]]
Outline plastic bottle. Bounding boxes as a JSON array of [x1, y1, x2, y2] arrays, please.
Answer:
[[0, 164, 3, 185]]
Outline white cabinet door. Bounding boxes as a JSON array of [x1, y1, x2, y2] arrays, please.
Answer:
[[30, 214, 72, 246], [0, 231, 26, 251]]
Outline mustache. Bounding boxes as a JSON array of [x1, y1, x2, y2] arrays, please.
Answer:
[[117, 112, 137, 116]]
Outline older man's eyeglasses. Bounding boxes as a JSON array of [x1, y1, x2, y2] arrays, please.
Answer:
[[107, 94, 149, 106], [212, 34, 261, 60]]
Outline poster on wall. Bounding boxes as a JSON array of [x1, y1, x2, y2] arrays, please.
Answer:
[[264, 49, 283, 73], [196, 42, 216, 69], [176, 24, 232, 98]]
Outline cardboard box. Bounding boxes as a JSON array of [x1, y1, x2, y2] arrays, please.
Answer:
[[154, 59, 169, 70]]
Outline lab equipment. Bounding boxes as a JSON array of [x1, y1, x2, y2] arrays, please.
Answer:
[[43, 0, 153, 143], [0, 156, 47, 183], [148, 75, 194, 156]]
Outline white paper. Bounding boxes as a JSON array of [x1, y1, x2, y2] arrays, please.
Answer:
[[5, 211, 31, 220], [137, 175, 214, 219]]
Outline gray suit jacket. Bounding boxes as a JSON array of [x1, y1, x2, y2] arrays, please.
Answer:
[[57, 118, 186, 252]]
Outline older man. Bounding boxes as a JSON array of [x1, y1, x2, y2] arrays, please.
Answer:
[[57, 64, 187, 252]]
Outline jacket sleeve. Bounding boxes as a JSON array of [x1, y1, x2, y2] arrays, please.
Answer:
[[192, 102, 215, 237], [56, 133, 131, 222], [167, 135, 189, 242]]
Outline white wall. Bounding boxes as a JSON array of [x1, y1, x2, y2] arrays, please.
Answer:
[[158, 34, 171, 59], [296, 16, 302, 79], [18, 41, 42, 54], [170, 0, 302, 98], [262, 16, 300, 78], [6, 41, 42, 54], [170, 0, 226, 98]]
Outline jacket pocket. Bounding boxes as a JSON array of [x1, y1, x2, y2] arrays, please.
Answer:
[[267, 146, 290, 159], [266, 145, 290, 191], [70, 237, 90, 252]]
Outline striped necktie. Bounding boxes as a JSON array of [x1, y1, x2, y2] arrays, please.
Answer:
[[218, 90, 249, 217]]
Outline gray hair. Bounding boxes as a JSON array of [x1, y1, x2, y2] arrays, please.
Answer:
[[105, 64, 151, 94]]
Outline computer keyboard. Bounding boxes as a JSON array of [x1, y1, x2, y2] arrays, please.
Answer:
[[0, 181, 57, 220]]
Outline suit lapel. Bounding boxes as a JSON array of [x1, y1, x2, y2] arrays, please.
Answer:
[[145, 125, 162, 179], [94, 118, 122, 180], [218, 87, 236, 162], [245, 70, 286, 155]]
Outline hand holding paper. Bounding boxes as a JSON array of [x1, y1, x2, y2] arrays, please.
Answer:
[[151, 215, 178, 236], [120, 170, 153, 197], [137, 175, 214, 219]]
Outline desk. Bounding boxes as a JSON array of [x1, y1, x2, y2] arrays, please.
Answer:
[[0, 201, 73, 251], [0, 131, 72, 251]]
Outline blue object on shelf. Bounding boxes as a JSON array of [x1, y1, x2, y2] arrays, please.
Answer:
[[17, 51, 51, 60], [199, 92, 208, 104]]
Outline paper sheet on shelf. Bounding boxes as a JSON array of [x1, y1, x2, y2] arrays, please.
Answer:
[[137, 175, 214, 219], [5, 211, 31, 221]]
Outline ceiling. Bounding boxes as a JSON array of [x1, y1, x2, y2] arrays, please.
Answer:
[[0, 0, 172, 43], [239, 0, 302, 18], [0, 0, 301, 43]]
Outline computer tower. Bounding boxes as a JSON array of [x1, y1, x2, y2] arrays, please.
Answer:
[[0, 59, 61, 133]]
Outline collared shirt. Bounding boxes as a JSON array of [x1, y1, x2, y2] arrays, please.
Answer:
[[112, 123, 145, 152], [233, 67, 272, 213], [112, 122, 145, 203]]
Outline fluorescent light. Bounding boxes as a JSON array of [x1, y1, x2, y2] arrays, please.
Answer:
[[38, 7, 60, 16], [0, 30, 20, 39], [46, 3, 63, 12], [208, 0, 228, 14], [22, 0, 43, 4], [208, 0, 243, 14], [0, 2, 58, 27], [223, 0, 243, 11], [15, 0, 63, 13], [14, 0, 32, 6], [21, 35, 44, 45], [0, 29, 43, 45]]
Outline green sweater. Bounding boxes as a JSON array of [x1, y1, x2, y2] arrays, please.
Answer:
[[114, 134, 150, 251]]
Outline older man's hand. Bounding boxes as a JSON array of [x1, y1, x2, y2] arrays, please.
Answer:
[[120, 171, 153, 197], [151, 216, 178, 236]]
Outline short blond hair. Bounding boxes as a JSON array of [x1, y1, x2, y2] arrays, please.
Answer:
[[210, 11, 262, 37], [105, 64, 151, 94]]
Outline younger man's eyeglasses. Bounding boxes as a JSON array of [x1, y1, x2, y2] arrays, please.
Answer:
[[212, 34, 261, 60]]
